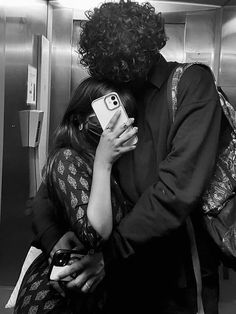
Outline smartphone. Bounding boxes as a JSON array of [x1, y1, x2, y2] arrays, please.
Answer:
[[91, 92, 137, 146], [49, 249, 84, 282]]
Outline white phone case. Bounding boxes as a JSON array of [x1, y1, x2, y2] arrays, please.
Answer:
[[91, 92, 137, 146], [50, 265, 73, 282], [49, 250, 84, 282]]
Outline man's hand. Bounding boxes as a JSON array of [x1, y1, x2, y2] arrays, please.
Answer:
[[49, 231, 83, 263], [57, 252, 105, 293], [49, 231, 84, 297]]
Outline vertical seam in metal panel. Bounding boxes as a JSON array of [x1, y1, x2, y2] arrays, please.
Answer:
[[0, 8, 5, 222], [214, 7, 223, 85]]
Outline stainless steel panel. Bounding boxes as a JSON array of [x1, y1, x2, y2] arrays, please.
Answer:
[[185, 10, 219, 78], [156, 0, 228, 6], [0, 0, 48, 286], [224, 0, 236, 5], [219, 7, 236, 86], [221, 86, 236, 107], [161, 24, 185, 63], [71, 20, 89, 93], [0, 8, 5, 221], [49, 6, 73, 140]]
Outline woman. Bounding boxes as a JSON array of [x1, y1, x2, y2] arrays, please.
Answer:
[[14, 77, 137, 314]]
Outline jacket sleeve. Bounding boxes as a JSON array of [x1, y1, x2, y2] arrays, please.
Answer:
[[31, 182, 66, 255], [103, 65, 223, 263]]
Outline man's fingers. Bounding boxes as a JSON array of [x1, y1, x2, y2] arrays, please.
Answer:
[[81, 277, 95, 293], [83, 270, 105, 293], [57, 261, 83, 280], [49, 281, 66, 298], [66, 271, 89, 290]]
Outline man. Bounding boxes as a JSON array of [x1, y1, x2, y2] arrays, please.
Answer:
[[32, 1, 222, 313]]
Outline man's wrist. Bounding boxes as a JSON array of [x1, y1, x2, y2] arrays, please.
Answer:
[[39, 224, 65, 256]]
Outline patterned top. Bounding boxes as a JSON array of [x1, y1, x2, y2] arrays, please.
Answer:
[[49, 148, 128, 251]]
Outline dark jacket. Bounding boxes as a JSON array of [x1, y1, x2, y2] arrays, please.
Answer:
[[32, 55, 222, 313]]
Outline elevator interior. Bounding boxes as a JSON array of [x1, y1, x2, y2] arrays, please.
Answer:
[[0, 0, 236, 313]]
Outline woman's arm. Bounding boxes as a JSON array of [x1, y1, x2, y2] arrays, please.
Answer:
[[52, 113, 137, 249], [87, 159, 112, 239], [87, 112, 137, 239]]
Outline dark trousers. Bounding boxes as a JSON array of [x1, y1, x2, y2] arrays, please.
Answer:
[[105, 270, 219, 314]]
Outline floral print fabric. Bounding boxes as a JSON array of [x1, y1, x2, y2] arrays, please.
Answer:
[[50, 148, 127, 250]]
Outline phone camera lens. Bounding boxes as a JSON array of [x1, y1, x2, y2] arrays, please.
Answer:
[[111, 96, 115, 100], [113, 101, 117, 106]]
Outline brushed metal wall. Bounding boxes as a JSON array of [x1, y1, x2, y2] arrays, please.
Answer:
[[49, 5, 73, 143], [219, 6, 236, 107], [71, 20, 89, 93], [185, 9, 221, 80], [0, 8, 5, 223], [161, 23, 185, 63], [0, 1, 48, 286]]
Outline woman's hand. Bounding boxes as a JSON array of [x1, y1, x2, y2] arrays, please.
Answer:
[[95, 110, 138, 168]]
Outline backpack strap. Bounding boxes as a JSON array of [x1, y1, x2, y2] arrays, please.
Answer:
[[167, 63, 196, 122], [186, 217, 205, 314], [167, 62, 205, 314]]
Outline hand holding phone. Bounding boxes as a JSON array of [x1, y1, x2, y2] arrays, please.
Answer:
[[92, 92, 138, 146], [49, 249, 84, 282]]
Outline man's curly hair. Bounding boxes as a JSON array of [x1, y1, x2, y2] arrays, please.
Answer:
[[79, 0, 167, 84]]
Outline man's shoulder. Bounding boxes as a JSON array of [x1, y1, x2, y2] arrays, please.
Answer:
[[170, 63, 215, 95]]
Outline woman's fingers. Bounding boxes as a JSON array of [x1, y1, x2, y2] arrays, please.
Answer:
[[113, 117, 135, 137], [104, 110, 121, 131], [117, 126, 138, 146]]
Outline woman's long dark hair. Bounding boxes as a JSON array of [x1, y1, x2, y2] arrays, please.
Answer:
[[44, 76, 135, 201]]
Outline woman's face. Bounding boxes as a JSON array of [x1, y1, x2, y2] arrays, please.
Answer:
[[85, 112, 103, 138]]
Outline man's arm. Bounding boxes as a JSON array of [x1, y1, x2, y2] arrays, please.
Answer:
[[103, 65, 223, 264], [32, 183, 67, 255]]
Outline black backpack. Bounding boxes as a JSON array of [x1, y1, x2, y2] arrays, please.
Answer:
[[167, 62, 236, 269], [167, 63, 236, 314]]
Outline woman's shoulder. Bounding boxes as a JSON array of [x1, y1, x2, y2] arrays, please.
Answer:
[[56, 148, 78, 161], [54, 148, 93, 174]]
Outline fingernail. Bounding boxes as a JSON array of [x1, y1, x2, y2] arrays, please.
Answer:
[[129, 118, 134, 122]]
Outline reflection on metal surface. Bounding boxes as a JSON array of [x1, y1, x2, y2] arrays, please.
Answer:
[[221, 87, 236, 108], [0, 0, 48, 286], [161, 24, 185, 63], [55, 0, 220, 10], [0, 0, 43, 8], [71, 20, 89, 93], [70, 0, 221, 20], [219, 7, 236, 87], [49, 7, 73, 141], [186, 52, 214, 68], [0, 7, 5, 221], [36, 35, 51, 190], [185, 12, 216, 52], [185, 10, 219, 77]]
